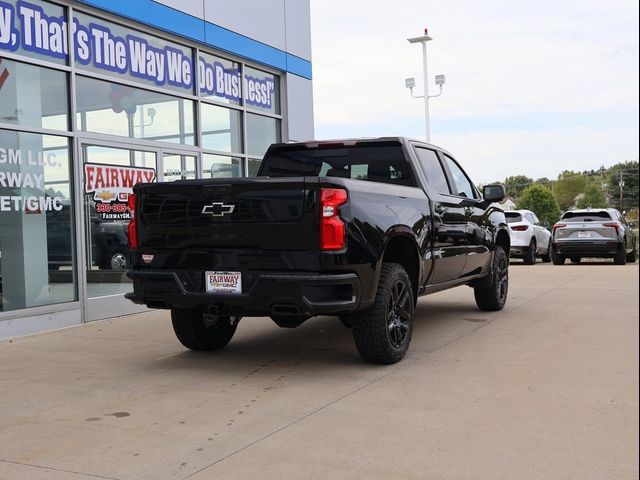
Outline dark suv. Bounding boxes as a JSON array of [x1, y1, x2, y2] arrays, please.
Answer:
[[552, 208, 637, 265]]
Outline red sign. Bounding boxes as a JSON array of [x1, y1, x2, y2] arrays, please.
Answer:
[[84, 163, 155, 220]]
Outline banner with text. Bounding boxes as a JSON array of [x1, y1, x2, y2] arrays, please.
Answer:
[[0, 0, 277, 109]]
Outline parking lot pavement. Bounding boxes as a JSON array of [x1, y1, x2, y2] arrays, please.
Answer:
[[0, 264, 638, 480]]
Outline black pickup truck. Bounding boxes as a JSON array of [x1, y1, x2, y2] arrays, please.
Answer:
[[126, 138, 509, 364]]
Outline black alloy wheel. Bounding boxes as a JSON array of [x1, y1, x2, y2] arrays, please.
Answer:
[[351, 263, 415, 364], [474, 245, 509, 311], [387, 279, 412, 348]]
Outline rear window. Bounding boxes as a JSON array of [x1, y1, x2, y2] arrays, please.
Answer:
[[561, 211, 611, 222], [505, 212, 523, 223], [259, 144, 416, 187]]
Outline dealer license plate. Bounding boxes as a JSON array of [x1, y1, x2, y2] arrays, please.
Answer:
[[206, 271, 242, 294], [578, 231, 590, 238]]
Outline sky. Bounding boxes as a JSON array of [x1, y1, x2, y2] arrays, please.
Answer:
[[309, 0, 639, 184]]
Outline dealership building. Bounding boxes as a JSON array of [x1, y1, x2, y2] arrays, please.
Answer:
[[0, 0, 314, 337]]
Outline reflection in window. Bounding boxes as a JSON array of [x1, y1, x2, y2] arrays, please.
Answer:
[[0, 129, 75, 312], [0, 59, 68, 131], [163, 154, 197, 181], [75, 76, 195, 145], [203, 154, 242, 178], [247, 113, 280, 157], [201, 103, 242, 153]]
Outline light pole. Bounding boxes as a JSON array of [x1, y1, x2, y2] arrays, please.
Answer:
[[406, 28, 445, 143]]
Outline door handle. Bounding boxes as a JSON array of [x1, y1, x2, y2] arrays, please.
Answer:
[[434, 205, 447, 215]]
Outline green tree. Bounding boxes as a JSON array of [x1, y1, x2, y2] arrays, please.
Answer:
[[576, 182, 608, 209], [517, 184, 561, 226], [607, 161, 639, 210], [504, 175, 533, 199], [553, 171, 587, 210]]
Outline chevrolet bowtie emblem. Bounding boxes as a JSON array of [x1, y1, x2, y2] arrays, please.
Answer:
[[202, 202, 236, 216]]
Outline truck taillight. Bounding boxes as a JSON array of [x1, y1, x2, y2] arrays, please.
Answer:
[[510, 225, 529, 231], [602, 222, 620, 233], [127, 193, 138, 250], [320, 188, 348, 250]]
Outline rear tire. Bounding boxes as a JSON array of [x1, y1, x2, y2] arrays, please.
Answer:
[[626, 246, 637, 263], [522, 239, 536, 265], [351, 263, 414, 364], [541, 240, 552, 263], [171, 308, 237, 351], [474, 246, 509, 311], [614, 246, 627, 265], [551, 249, 565, 265]]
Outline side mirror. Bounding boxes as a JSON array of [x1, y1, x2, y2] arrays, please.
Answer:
[[630, 222, 636, 229], [483, 184, 506, 203], [544, 221, 550, 229]]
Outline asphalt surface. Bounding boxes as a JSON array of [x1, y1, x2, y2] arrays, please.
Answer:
[[0, 262, 638, 480]]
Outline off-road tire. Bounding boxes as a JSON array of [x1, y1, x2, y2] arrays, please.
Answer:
[[351, 263, 414, 364], [551, 249, 565, 265], [614, 246, 627, 265], [541, 240, 552, 263], [522, 239, 536, 265], [171, 308, 237, 351], [626, 246, 637, 263], [474, 246, 509, 311]]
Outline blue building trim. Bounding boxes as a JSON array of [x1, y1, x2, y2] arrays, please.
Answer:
[[76, 0, 312, 79]]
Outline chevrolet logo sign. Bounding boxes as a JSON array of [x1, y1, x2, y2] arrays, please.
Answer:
[[201, 202, 236, 216]]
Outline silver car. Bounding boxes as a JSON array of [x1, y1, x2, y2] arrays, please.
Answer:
[[552, 208, 638, 265]]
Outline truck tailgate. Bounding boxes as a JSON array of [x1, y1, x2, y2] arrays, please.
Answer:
[[136, 177, 318, 251]]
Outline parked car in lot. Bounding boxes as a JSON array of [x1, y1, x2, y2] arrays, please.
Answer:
[[552, 208, 637, 265], [127, 137, 511, 364], [505, 209, 552, 264]]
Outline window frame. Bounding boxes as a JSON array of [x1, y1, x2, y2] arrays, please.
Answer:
[[438, 152, 480, 200]]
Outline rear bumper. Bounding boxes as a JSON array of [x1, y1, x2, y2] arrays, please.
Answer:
[[126, 269, 361, 318], [553, 240, 621, 257]]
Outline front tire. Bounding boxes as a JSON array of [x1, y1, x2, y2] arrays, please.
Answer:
[[474, 246, 509, 311], [522, 239, 536, 265], [541, 240, 552, 263], [351, 263, 414, 364], [626, 246, 637, 263], [171, 308, 237, 351]]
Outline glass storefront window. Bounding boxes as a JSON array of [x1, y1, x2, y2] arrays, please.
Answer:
[[247, 113, 280, 157], [82, 145, 156, 296], [201, 103, 242, 153], [76, 76, 195, 145], [73, 11, 195, 94], [0, 58, 68, 131], [203, 154, 242, 178], [198, 53, 241, 106], [0, 129, 75, 312], [244, 66, 280, 114], [0, 1, 68, 65], [163, 153, 197, 181]]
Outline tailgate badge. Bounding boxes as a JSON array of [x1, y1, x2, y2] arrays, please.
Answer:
[[141, 254, 154, 264], [202, 202, 235, 216]]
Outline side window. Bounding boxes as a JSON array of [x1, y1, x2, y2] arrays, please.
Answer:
[[414, 147, 451, 194], [532, 214, 540, 225], [525, 213, 536, 224], [442, 155, 477, 199]]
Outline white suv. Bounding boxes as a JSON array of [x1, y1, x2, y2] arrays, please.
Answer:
[[505, 210, 552, 264]]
